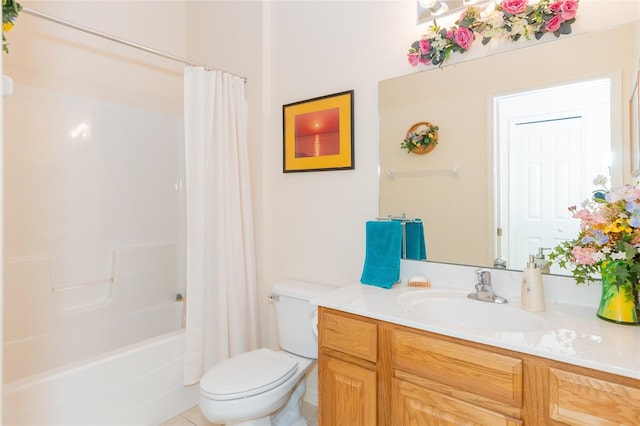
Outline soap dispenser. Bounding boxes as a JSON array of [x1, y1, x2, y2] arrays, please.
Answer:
[[534, 248, 551, 274], [521, 255, 545, 312]]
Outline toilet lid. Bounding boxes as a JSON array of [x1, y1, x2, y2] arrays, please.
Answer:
[[200, 348, 298, 400]]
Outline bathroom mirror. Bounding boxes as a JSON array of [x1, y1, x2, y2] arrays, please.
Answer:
[[379, 20, 639, 274]]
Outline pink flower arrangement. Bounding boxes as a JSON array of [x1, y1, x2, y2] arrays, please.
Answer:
[[407, 0, 579, 68], [549, 176, 640, 285]]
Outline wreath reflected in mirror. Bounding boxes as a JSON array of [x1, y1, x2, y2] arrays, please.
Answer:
[[401, 121, 439, 155]]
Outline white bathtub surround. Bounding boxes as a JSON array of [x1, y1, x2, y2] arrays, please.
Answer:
[[183, 67, 259, 385], [3, 330, 198, 426], [3, 232, 190, 425], [3, 84, 184, 289], [312, 260, 639, 380], [3, 79, 188, 423], [3, 244, 181, 381]]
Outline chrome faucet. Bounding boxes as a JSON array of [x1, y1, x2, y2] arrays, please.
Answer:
[[468, 269, 508, 304]]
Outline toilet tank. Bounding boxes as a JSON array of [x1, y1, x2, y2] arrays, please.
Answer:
[[272, 280, 334, 359]]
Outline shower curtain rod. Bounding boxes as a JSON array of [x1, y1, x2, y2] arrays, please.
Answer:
[[21, 7, 248, 82]]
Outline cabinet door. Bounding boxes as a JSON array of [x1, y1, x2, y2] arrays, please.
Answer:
[[548, 368, 640, 426], [392, 378, 523, 426], [319, 355, 377, 426]]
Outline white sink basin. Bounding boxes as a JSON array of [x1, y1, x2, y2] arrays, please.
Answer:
[[397, 290, 544, 332]]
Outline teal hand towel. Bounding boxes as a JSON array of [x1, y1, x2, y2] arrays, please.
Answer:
[[405, 221, 427, 260], [360, 221, 402, 289]]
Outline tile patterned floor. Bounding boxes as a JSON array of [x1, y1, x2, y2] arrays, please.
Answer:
[[160, 402, 318, 426]]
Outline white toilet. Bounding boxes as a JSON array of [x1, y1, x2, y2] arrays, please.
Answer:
[[199, 280, 333, 426]]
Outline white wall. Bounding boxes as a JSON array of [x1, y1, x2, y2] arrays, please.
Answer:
[[6, 1, 186, 112], [263, 0, 417, 346]]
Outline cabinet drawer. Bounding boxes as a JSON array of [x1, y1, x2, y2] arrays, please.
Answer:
[[320, 309, 377, 362], [391, 329, 522, 407], [549, 368, 640, 426], [392, 378, 523, 426]]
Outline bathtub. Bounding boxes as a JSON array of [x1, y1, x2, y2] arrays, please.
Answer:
[[2, 301, 198, 425], [3, 244, 198, 425]]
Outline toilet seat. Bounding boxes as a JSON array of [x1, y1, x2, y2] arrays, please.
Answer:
[[200, 348, 298, 401]]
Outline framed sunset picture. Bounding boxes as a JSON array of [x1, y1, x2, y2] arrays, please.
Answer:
[[282, 90, 354, 173]]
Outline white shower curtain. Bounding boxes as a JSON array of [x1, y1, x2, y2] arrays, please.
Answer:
[[183, 66, 259, 385]]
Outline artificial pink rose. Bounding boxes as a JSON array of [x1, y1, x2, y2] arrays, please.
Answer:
[[419, 56, 431, 65], [545, 14, 564, 32], [549, 1, 563, 13], [571, 246, 596, 265], [419, 39, 430, 54], [561, 0, 579, 20], [453, 26, 474, 50], [501, 0, 527, 15], [408, 52, 421, 66]]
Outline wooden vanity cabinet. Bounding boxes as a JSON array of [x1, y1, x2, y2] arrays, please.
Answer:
[[318, 307, 640, 426], [318, 308, 379, 426]]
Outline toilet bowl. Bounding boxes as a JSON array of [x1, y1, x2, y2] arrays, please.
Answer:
[[199, 349, 313, 426], [198, 280, 333, 426]]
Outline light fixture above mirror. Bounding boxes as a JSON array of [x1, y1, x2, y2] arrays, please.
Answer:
[[417, 0, 489, 24]]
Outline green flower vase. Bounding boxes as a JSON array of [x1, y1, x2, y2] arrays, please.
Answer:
[[596, 261, 640, 325]]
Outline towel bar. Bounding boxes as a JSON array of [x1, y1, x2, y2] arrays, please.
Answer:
[[387, 163, 460, 180], [375, 213, 424, 259]]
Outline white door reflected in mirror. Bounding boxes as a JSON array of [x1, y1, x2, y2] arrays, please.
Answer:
[[494, 79, 611, 272]]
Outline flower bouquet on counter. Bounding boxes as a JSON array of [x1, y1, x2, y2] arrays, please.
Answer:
[[548, 176, 640, 324]]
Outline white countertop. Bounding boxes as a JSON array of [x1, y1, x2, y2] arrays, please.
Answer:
[[312, 280, 640, 380]]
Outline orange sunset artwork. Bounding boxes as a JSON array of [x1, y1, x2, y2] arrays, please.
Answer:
[[294, 107, 340, 158]]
